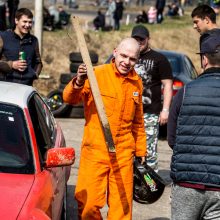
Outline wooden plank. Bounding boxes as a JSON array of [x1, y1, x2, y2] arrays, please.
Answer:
[[71, 16, 116, 153]]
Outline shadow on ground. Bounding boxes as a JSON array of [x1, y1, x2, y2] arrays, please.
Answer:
[[67, 185, 77, 220]]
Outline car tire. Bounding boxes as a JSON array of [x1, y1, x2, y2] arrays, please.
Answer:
[[69, 104, 84, 118], [60, 73, 76, 85], [69, 62, 80, 73], [46, 89, 70, 117], [69, 51, 99, 64]]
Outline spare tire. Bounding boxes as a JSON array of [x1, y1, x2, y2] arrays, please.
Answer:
[[70, 63, 80, 73], [46, 89, 70, 117], [60, 73, 76, 84], [69, 51, 99, 64]]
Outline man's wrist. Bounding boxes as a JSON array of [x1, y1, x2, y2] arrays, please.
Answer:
[[75, 79, 85, 87], [162, 108, 169, 113]]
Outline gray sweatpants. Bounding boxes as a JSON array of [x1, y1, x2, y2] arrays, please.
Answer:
[[171, 184, 220, 220]]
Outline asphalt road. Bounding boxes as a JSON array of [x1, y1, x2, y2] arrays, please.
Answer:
[[57, 118, 172, 220]]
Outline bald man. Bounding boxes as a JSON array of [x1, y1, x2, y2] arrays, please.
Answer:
[[63, 38, 146, 220]]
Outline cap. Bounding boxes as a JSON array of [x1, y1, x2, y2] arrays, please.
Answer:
[[198, 32, 220, 54], [131, 25, 149, 39]]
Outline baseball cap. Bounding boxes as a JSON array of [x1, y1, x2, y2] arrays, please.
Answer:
[[131, 25, 149, 39], [198, 32, 220, 54]]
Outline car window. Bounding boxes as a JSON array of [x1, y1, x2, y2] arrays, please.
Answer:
[[0, 103, 34, 174], [166, 56, 181, 76], [184, 56, 198, 80], [28, 94, 56, 166]]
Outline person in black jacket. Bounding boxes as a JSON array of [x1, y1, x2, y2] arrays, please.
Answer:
[[155, 0, 166, 23], [0, 8, 42, 86], [93, 10, 105, 31], [168, 31, 220, 219], [113, 0, 124, 30]]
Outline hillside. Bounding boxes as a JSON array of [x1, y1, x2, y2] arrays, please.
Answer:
[[33, 7, 209, 96]]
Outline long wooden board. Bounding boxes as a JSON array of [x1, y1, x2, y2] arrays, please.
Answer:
[[71, 16, 116, 153]]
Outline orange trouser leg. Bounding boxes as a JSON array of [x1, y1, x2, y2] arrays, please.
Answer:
[[75, 147, 109, 220], [107, 152, 134, 220]]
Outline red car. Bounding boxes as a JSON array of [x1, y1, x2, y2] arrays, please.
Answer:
[[0, 82, 75, 219]]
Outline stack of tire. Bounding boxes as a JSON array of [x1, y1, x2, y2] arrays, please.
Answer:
[[46, 51, 99, 118]]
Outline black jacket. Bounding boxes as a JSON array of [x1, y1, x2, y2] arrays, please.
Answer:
[[168, 68, 220, 187], [0, 30, 42, 85]]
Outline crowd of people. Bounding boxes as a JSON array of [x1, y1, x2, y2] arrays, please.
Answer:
[[1, 1, 220, 219]]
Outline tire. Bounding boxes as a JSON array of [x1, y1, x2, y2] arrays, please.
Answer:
[[60, 73, 76, 84], [69, 51, 99, 64], [46, 89, 70, 117], [69, 103, 84, 118], [70, 63, 80, 73]]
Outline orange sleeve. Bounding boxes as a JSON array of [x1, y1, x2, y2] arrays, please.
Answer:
[[63, 77, 90, 105]]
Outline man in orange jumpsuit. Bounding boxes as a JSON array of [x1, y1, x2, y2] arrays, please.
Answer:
[[63, 37, 146, 220]]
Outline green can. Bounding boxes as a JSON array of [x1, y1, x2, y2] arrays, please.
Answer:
[[19, 51, 26, 60]]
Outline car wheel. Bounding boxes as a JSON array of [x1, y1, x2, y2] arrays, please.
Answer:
[[70, 62, 80, 73], [61, 184, 67, 220], [60, 73, 76, 85], [46, 89, 70, 117], [69, 51, 99, 64], [69, 104, 84, 118]]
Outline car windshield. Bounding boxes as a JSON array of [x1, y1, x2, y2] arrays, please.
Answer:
[[0, 103, 34, 174]]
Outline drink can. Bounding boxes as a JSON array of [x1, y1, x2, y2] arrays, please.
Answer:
[[19, 51, 26, 60]]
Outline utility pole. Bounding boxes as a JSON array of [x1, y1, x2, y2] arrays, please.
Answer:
[[34, 0, 44, 55]]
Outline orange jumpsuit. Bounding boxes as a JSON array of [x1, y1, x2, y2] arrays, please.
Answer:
[[63, 61, 146, 220]]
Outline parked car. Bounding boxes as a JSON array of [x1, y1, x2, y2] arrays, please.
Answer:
[[0, 81, 75, 219], [158, 49, 198, 96]]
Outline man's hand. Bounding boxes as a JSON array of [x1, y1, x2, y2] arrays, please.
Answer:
[[140, 156, 146, 164], [12, 60, 27, 72], [159, 110, 169, 125], [75, 63, 88, 87]]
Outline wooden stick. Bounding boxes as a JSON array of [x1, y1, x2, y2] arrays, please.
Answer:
[[71, 16, 116, 153]]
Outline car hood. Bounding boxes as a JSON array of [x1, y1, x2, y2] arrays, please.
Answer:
[[0, 173, 34, 219]]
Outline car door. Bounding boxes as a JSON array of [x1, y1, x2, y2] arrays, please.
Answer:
[[28, 93, 66, 220]]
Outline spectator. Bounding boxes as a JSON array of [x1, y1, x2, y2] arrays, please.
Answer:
[[113, 0, 124, 30], [58, 5, 70, 27], [191, 4, 219, 35], [211, 0, 220, 14], [167, 2, 179, 17], [63, 37, 146, 219], [93, 10, 105, 31], [7, 0, 19, 29], [148, 6, 157, 24], [43, 6, 54, 31], [0, 8, 42, 86], [135, 10, 148, 24], [0, 0, 7, 31], [156, 0, 166, 23], [106, 0, 116, 28], [131, 25, 173, 172], [168, 31, 220, 220]]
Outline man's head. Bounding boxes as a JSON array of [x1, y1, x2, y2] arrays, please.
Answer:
[[131, 25, 150, 54], [15, 8, 33, 37], [198, 32, 220, 69], [113, 38, 140, 75], [191, 5, 217, 34]]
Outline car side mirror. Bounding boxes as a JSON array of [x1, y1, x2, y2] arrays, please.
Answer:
[[45, 147, 75, 168]]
